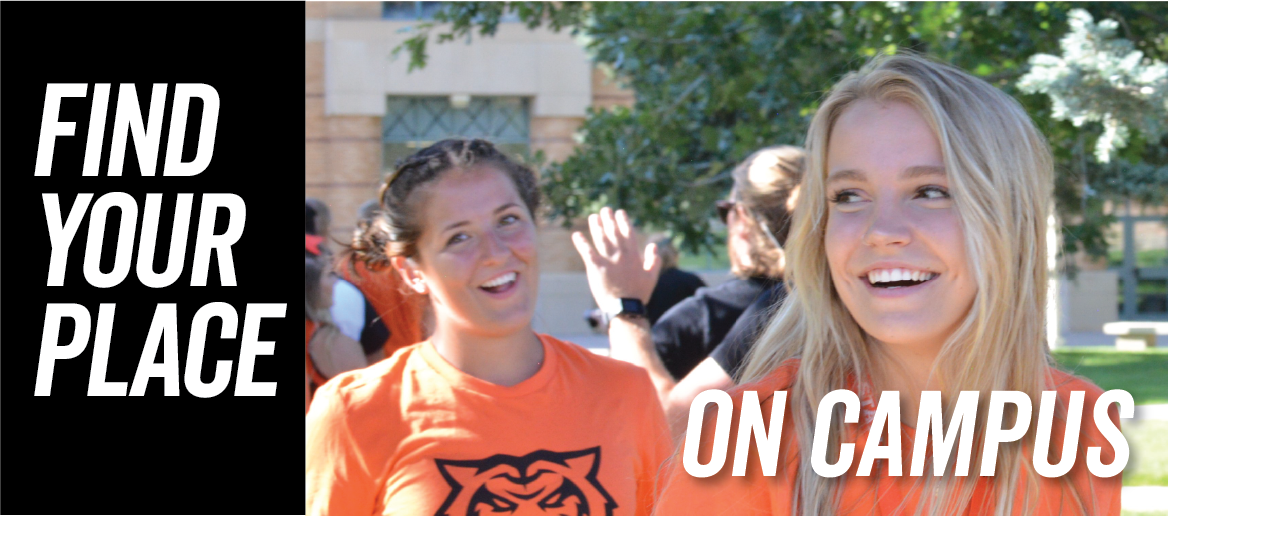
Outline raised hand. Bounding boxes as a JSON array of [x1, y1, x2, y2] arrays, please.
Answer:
[[571, 207, 663, 313]]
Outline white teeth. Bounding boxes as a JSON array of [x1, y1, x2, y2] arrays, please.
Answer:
[[480, 272, 516, 288], [867, 268, 936, 284]]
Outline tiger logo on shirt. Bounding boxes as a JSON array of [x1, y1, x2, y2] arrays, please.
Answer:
[[434, 447, 618, 516]]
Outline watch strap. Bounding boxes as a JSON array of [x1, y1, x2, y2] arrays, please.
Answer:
[[602, 297, 646, 328]]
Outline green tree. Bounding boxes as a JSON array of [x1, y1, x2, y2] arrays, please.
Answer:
[[397, 1, 1167, 259]]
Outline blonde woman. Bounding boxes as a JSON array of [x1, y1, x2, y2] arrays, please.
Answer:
[[655, 54, 1122, 515]]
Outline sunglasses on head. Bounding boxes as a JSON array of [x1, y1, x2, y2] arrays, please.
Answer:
[[716, 200, 736, 224]]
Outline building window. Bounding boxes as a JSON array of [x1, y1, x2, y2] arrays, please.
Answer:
[[1108, 216, 1168, 319], [382, 2, 445, 21], [382, 2, 519, 22], [382, 96, 531, 173]]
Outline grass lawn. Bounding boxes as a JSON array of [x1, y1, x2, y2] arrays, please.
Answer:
[[1051, 347, 1167, 405], [1121, 419, 1167, 486], [1051, 347, 1168, 492], [1107, 247, 1167, 268]]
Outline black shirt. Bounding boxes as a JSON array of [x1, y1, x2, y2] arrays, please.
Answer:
[[651, 276, 777, 380], [710, 281, 788, 383], [646, 268, 707, 325]]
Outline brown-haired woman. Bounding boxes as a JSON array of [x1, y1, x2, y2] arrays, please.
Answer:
[[305, 139, 671, 516]]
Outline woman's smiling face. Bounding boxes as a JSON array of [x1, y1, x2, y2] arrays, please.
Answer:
[[823, 100, 976, 353], [399, 164, 539, 338]]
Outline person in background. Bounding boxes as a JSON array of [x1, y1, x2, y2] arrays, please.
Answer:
[[306, 197, 331, 244], [309, 197, 389, 363], [329, 200, 392, 364], [640, 234, 706, 326], [306, 139, 671, 516], [337, 200, 431, 356], [304, 252, 368, 413], [572, 146, 805, 426]]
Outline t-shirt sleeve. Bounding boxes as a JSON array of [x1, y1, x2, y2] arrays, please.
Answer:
[[305, 383, 378, 515], [633, 379, 675, 516], [654, 397, 777, 515]]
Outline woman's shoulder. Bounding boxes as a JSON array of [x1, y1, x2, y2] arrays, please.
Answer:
[[540, 334, 650, 382], [1045, 366, 1107, 399], [539, 334, 668, 414], [311, 344, 422, 413], [1043, 366, 1121, 442], [724, 359, 801, 406]]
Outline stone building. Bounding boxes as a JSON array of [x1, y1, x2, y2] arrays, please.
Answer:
[[305, 1, 632, 273]]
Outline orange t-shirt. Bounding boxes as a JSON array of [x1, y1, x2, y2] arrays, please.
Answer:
[[306, 334, 673, 516], [655, 362, 1122, 516], [337, 260, 426, 356]]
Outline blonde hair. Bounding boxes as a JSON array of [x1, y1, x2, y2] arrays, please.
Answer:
[[737, 53, 1063, 515], [729, 145, 807, 280]]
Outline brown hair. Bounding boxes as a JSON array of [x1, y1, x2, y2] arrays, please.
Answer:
[[348, 139, 540, 271]]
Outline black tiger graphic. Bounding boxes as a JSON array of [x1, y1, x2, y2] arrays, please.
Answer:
[[434, 447, 618, 516]]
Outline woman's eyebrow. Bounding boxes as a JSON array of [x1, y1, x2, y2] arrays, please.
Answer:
[[440, 203, 521, 231], [900, 165, 947, 179], [826, 168, 867, 183], [826, 166, 946, 183]]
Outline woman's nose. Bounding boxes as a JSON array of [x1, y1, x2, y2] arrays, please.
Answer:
[[861, 202, 911, 248], [478, 229, 511, 264]]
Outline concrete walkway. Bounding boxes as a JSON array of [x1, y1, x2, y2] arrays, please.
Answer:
[[1061, 331, 1168, 348], [1134, 404, 1168, 420]]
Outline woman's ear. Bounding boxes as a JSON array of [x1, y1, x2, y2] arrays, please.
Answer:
[[390, 256, 430, 295]]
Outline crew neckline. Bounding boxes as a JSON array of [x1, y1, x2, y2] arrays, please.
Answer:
[[414, 334, 558, 398]]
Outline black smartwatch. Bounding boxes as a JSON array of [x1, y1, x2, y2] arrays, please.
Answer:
[[602, 297, 646, 329]]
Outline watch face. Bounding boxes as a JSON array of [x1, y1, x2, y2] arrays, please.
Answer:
[[619, 298, 645, 315]]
